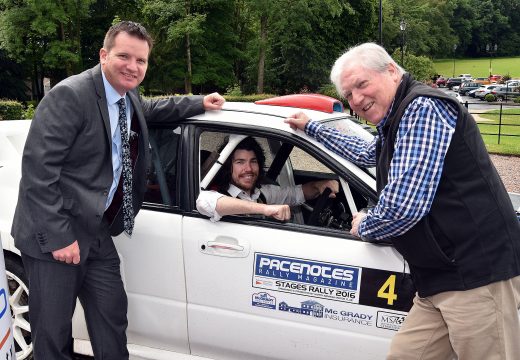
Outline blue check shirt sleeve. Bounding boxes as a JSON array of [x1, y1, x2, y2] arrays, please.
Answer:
[[305, 121, 378, 167], [359, 97, 458, 240]]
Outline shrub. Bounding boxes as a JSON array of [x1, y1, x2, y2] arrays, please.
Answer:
[[225, 84, 242, 96], [484, 94, 496, 102], [0, 99, 23, 120], [22, 104, 36, 119], [318, 83, 348, 108], [501, 74, 511, 83], [223, 94, 277, 102], [391, 50, 436, 82], [513, 97, 520, 104]]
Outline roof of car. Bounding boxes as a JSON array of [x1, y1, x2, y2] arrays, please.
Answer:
[[188, 101, 353, 132]]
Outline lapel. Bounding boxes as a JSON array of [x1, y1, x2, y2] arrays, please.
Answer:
[[92, 64, 112, 145], [127, 90, 146, 132]]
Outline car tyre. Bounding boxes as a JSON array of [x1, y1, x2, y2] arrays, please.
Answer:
[[5, 255, 33, 360]]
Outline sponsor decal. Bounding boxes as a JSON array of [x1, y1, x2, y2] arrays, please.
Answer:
[[0, 288, 14, 357], [323, 307, 373, 326], [253, 253, 361, 303], [376, 311, 407, 331], [277, 300, 373, 327], [252, 292, 276, 309]]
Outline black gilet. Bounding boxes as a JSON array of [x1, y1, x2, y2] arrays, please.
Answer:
[[376, 74, 520, 297]]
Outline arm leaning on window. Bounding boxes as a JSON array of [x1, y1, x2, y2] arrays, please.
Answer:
[[196, 190, 291, 222], [305, 121, 378, 168]]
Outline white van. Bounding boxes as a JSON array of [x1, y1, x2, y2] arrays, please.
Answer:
[[458, 73, 472, 80]]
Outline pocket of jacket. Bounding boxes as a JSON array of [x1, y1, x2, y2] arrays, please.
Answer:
[[392, 216, 455, 268]]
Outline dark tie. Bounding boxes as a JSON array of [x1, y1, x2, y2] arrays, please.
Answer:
[[117, 98, 134, 236]]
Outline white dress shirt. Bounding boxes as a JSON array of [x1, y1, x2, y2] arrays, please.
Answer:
[[197, 183, 305, 222], [101, 71, 133, 209]]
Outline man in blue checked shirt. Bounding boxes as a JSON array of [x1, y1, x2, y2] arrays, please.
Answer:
[[286, 43, 520, 360]]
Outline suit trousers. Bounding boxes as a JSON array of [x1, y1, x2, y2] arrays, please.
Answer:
[[21, 226, 128, 360], [387, 276, 520, 360]]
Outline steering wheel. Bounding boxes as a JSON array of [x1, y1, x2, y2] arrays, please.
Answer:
[[307, 188, 332, 226]]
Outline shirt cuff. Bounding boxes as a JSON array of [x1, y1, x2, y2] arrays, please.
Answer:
[[196, 191, 225, 222], [305, 121, 321, 137]]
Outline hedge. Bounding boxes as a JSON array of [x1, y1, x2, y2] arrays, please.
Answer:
[[223, 94, 277, 102], [0, 100, 23, 120]]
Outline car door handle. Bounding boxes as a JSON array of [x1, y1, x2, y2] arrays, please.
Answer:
[[199, 236, 250, 258], [207, 241, 244, 251]]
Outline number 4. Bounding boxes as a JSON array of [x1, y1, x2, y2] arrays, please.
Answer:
[[378, 274, 398, 305]]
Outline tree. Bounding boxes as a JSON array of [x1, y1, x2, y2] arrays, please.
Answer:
[[265, 0, 375, 94], [143, 0, 207, 94], [0, 49, 30, 100], [0, 0, 94, 99]]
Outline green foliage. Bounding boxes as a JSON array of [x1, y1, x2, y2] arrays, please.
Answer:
[[21, 104, 35, 120], [513, 97, 520, 104], [0, 100, 23, 120], [393, 50, 437, 81], [485, 94, 496, 102], [225, 84, 242, 96], [223, 94, 277, 102], [318, 84, 348, 108], [265, 0, 374, 94], [0, 0, 96, 99]]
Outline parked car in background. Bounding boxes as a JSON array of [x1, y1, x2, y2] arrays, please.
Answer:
[[458, 81, 481, 95], [435, 77, 447, 87], [458, 74, 472, 80], [505, 80, 520, 88], [467, 87, 482, 98], [475, 84, 501, 100], [489, 74, 503, 83], [490, 85, 520, 101], [474, 77, 491, 85], [446, 77, 464, 90]]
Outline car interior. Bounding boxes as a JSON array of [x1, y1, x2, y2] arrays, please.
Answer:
[[198, 131, 373, 231]]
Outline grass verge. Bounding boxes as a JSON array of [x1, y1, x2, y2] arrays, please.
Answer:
[[477, 108, 520, 156]]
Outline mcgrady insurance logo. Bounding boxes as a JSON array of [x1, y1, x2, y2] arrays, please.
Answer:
[[252, 253, 362, 303], [252, 292, 276, 309]]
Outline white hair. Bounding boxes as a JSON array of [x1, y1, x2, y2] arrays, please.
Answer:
[[330, 43, 405, 96]]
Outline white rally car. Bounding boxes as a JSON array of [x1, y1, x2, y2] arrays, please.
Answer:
[[0, 94, 451, 359]]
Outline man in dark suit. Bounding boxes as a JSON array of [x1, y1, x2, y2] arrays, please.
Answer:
[[11, 21, 224, 359]]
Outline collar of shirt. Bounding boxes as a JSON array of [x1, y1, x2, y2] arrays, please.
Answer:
[[227, 183, 262, 201], [101, 70, 132, 139], [376, 78, 404, 139]]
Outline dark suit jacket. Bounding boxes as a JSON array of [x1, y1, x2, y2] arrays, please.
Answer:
[[11, 64, 204, 262]]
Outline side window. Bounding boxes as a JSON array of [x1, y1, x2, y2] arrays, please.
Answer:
[[199, 132, 273, 190], [197, 130, 370, 231], [144, 126, 181, 206]]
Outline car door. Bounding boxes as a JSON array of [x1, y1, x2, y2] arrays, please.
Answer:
[[182, 127, 414, 360], [74, 125, 191, 356]]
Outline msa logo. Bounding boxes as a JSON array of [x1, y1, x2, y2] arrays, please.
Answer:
[[376, 311, 406, 331]]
